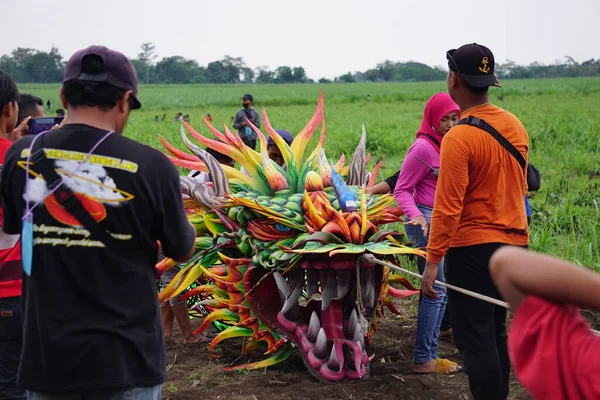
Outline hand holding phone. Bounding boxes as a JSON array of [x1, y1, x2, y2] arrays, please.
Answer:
[[27, 117, 65, 136], [8, 117, 32, 141]]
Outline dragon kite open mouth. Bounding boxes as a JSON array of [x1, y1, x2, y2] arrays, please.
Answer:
[[157, 92, 422, 382]]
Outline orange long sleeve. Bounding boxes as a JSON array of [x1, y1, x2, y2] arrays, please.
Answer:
[[426, 103, 529, 264]]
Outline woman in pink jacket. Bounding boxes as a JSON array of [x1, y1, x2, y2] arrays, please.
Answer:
[[394, 92, 461, 374]]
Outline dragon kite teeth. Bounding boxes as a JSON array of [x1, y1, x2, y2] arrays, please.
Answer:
[[157, 91, 423, 382]]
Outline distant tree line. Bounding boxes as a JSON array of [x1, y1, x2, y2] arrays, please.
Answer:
[[0, 46, 65, 83], [1, 43, 599, 84]]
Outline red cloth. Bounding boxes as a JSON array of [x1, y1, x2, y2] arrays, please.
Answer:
[[0, 137, 22, 298], [509, 295, 600, 399], [0, 137, 12, 158]]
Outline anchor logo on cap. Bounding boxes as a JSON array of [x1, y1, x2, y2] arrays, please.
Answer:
[[479, 57, 490, 73]]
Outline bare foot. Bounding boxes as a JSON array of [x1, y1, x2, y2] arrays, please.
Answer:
[[183, 334, 209, 344], [413, 358, 437, 374]]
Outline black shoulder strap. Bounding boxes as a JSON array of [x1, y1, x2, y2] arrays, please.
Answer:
[[242, 108, 254, 120], [457, 116, 526, 170], [418, 133, 441, 148], [29, 145, 128, 252]]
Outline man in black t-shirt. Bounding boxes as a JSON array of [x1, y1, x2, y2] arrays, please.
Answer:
[[0, 46, 195, 400]]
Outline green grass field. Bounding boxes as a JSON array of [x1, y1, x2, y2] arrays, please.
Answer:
[[19, 78, 600, 269]]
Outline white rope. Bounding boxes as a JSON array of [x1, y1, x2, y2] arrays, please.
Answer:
[[361, 255, 600, 336], [365, 255, 510, 308]]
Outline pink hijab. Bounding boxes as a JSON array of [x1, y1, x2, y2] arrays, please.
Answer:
[[416, 92, 460, 151]]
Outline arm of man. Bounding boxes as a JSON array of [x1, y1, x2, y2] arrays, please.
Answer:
[[232, 110, 246, 130], [366, 171, 399, 195], [383, 171, 400, 192], [154, 156, 196, 263], [490, 247, 600, 400], [422, 133, 469, 298], [490, 246, 600, 311]]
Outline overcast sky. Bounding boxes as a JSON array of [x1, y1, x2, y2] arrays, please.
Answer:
[[2, 0, 599, 79]]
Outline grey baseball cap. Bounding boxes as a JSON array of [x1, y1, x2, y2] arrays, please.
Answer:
[[63, 45, 142, 109]]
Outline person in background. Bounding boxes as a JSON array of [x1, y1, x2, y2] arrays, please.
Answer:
[[206, 113, 213, 122], [187, 147, 234, 183], [158, 247, 207, 344], [0, 71, 26, 400], [45, 99, 51, 110], [154, 115, 159, 122], [393, 92, 461, 374], [239, 130, 293, 177], [0, 71, 21, 163], [160, 114, 166, 121], [490, 247, 600, 399], [18, 95, 63, 134], [55, 108, 65, 117], [233, 94, 260, 150], [267, 129, 293, 168], [423, 44, 529, 400], [17, 94, 45, 126], [175, 112, 182, 121], [1, 46, 196, 400]]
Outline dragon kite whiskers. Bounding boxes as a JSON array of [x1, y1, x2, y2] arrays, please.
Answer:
[[157, 91, 423, 382]]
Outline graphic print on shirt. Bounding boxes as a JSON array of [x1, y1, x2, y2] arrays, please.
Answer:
[[16, 148, 138, 249]]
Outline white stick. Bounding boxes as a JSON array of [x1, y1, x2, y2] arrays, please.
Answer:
[[363, 255, 600, 336], [367, 256, 509, 308]]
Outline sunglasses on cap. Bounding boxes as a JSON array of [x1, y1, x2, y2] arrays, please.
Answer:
[[446, 51, 460, 74]]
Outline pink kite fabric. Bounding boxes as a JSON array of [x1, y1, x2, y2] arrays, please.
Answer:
[[393, 93, 460, 220]]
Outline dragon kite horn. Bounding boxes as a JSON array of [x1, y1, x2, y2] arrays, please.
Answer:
[[347, 124, 367, 186], [180, 124, 230, 196], [331, 166, 357, 212], [180, 176, 221, 210]]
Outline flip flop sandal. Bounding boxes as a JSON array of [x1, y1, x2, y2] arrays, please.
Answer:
[[434, 358, 462, 374]]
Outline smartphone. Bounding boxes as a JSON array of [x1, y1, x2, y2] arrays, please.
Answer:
[[27, 117, 64, 135]]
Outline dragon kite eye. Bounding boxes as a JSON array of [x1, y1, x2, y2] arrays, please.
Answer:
[[275, 223, 292, 233]]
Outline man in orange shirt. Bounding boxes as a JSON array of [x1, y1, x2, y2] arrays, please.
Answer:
[[422, 44, 529, 400]]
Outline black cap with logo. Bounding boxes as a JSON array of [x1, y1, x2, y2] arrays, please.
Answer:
[[446, 43, 501, 88], [63, 45, 142, 109]]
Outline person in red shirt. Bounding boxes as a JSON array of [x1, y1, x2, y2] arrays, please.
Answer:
[[0, 71, 28, 400], [490, 246, 600, 400]]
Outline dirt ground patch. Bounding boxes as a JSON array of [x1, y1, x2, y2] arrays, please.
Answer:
[[161, 299, 532, 400]]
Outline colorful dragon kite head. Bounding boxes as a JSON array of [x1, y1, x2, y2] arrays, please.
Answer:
[[157, 92, 422, 382]]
